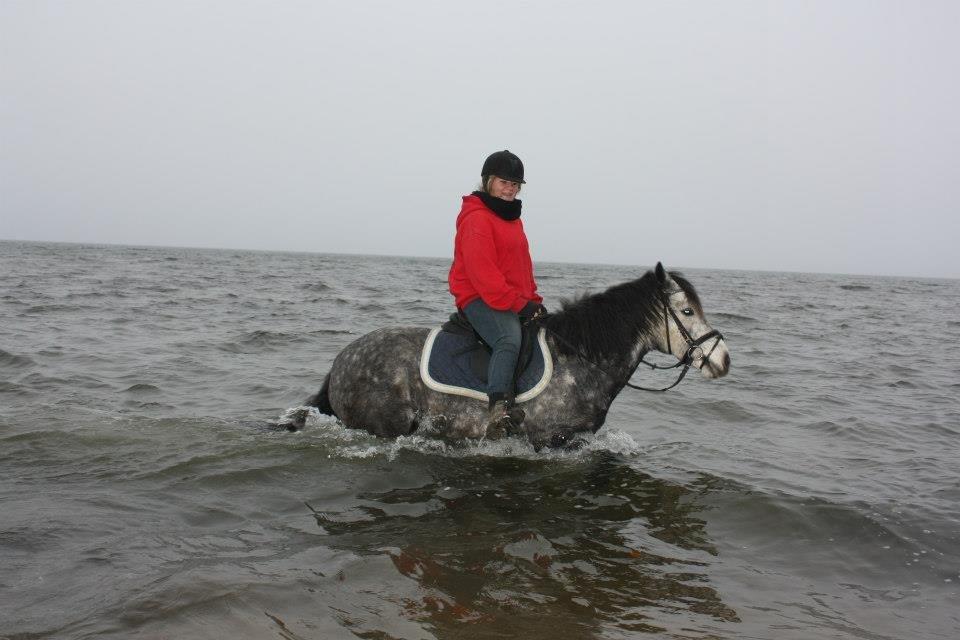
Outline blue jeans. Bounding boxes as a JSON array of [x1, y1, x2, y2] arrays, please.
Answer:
[[463, 298, 522, 397]]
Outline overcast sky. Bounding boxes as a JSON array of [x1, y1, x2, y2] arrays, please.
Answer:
[[2, 1, 958, 278]]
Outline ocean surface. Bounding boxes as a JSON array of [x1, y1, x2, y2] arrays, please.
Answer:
[[1, 240, 957, 640]]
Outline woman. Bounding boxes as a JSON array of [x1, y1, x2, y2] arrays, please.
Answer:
[[448, 150, 547, 437]]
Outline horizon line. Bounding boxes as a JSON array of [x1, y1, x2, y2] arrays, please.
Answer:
[[1, 237, 956, 282]]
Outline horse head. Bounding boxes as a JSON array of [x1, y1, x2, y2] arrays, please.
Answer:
[[653, 262, 730, 379]]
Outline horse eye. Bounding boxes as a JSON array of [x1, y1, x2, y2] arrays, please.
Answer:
[[682, 308, 694, 316]]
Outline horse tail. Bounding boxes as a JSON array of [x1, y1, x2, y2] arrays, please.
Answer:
[[306, 372, 336, 417]]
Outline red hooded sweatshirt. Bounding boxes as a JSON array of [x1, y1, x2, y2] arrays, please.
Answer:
[[448, 194, 542, 312]]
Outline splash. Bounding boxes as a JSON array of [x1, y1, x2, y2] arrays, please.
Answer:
[[277, 406, 645, 461]]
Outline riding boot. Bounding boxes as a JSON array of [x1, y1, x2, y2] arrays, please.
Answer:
[[485, 392, 525, 440]]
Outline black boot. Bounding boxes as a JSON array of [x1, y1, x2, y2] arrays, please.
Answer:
[[485, 392, 525, 440]]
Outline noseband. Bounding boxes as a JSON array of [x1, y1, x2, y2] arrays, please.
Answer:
[[626, 291, 724, 392]]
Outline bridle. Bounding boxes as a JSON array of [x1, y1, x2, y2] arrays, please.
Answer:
[[625, 290, 724, 392], [543, 288, 724, 393]]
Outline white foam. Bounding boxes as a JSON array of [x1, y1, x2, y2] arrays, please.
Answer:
[[279, 406, 646, 461]]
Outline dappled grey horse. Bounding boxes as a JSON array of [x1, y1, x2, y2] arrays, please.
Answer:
[[304, 263, 730, 449]]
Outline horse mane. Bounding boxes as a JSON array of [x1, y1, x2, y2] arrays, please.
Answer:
[[544, 269, 700, 362]]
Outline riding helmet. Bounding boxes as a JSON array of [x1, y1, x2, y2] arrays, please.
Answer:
[[481, 150, 526, 183]]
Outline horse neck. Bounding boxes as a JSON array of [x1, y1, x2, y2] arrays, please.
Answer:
[[547, 286, 662, 389], [603, 331, 655, 388], [548, 322, 656, 420]]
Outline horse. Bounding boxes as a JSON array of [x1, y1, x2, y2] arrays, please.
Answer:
[[301, 263, 730, 449]]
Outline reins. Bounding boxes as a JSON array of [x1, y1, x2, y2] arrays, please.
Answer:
[[542, 291, 724, 393]]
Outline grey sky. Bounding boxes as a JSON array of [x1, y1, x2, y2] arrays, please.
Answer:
[[2, 1, 958, 278]]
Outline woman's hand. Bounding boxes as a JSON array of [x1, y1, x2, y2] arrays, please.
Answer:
[[519, 301, 548, 324]]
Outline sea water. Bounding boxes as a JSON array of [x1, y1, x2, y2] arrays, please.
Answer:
[[1, 241, 957, 639]]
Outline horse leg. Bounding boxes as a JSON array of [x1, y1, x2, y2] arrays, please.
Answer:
[[340, 401, 419, 438], [267, 373, 337, 432], [530, 427, 590, 452]]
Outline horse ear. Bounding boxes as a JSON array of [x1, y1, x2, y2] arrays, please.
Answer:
[[655, 262, 667, 283]]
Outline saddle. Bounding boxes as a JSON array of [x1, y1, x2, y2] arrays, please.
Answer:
[[419, 312, 553, 403]]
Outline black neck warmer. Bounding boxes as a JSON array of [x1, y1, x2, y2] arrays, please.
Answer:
[[473, 191, 522, 221]]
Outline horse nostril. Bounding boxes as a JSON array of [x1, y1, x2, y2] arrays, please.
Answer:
[[723, 352, 730, 370]]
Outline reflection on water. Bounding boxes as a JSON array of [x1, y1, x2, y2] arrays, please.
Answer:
[[307, 451, 738, 638]]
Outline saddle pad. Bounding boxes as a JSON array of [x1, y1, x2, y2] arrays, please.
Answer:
[[419, 327, 553, 403]]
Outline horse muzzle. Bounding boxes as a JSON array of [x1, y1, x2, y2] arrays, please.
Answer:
[[694, 338, 730, 379]]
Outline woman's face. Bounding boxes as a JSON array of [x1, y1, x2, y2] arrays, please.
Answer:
[[488, 176, 521, 201]]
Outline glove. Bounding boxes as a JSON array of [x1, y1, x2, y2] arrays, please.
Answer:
[[519, 301, 548, 324]]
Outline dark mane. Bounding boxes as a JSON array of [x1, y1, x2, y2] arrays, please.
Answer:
[[544, 270, 699, 362]]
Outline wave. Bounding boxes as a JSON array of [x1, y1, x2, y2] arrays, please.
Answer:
[[0, 380, 31, 396], [134, 285, 181, 294], [66, 290, 130, 300], [799, 420, 886, 446], [0, 349, 35, 369], [357, 303, 388, 312], [123, 400, 176, 411], [219, 330, 311, 353], [703, 487, 921, 562], [123, 383, 162, 394], [696, 399, 760, 422], [710, 312, 759, 325], [308, 328, 355, 336], [885, 380, 918, 389], [22, 304, 87, 314], [840, 284, 872, 291]]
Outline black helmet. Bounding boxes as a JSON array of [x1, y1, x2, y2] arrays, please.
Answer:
[[481, 150, 525, 183]]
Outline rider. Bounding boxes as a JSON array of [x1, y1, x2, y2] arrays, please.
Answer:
[[448, 150, 547, 436]]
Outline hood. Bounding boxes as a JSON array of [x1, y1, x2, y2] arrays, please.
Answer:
[[455, 194, 489, 229]]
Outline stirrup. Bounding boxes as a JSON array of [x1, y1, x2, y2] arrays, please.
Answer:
[[485, 400, 525, 440]]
